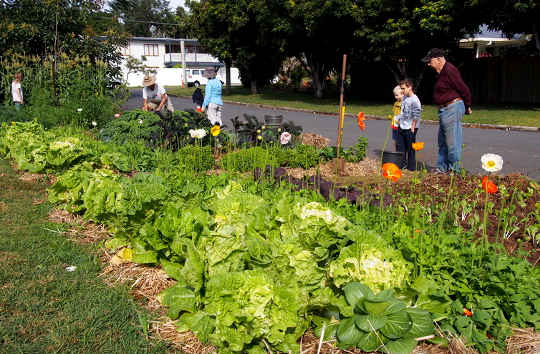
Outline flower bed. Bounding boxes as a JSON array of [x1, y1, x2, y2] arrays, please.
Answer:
[[1, 115, 539, 354]]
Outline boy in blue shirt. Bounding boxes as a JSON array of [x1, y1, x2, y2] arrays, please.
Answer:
[[396, 79, 421, 170]]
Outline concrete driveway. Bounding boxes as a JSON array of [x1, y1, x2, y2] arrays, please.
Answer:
[[124, 90, 540, 181]]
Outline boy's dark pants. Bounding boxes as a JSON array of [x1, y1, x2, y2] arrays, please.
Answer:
[[396, 127, 418, 170]]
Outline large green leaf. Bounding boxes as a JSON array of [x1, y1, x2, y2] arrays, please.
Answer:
[[357, 329, 384, 352], [362, 300, 391, 315], [343, 282, 373, 307], [337, 317, 363, 346], [355, 314, 387, 332], [404, 308, 434, 339], [158, 284, 197, 319], [380, 310, 412, 339], [384, 338, 418, 354]]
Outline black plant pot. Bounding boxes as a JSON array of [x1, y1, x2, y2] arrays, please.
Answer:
[[381, 151, 404, 167], [264, 114, 283, 126]]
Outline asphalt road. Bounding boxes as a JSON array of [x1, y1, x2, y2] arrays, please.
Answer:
[[124, 90, 540, 181]]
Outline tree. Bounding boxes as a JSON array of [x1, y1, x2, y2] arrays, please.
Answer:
[[477, 0, 540, 51], [0, 0, 126, 99], [281, 0, 357, 98], [187, 0, 287, 94], [109, 0, 175, 37]]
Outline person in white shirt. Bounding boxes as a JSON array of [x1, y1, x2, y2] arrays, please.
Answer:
[[12, 72, 23, 111], [141, 75, 174, 117]]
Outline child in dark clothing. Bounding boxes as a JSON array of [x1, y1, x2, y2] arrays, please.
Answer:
[[396, 79, 421, 171], [192, 88, 204, 111]]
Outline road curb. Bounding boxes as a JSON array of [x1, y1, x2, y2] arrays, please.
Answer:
[[170, 94, 540, 133]]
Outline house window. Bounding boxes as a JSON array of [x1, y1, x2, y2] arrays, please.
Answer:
[[144, 44, 159, 56]]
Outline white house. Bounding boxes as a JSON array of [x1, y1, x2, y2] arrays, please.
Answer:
[[119, 37, 241, 87]]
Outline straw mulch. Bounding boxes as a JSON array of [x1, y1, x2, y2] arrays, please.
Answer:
[[299, 133, 331, 149], [19, 172, 45, 182], [48, 208, 110, 244], [505, 328, 540, 354], [287, 157, 381, 180]]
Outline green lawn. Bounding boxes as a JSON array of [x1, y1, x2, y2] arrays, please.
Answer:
[[166, 86, 540, 128], [0, 160, 169, 353]]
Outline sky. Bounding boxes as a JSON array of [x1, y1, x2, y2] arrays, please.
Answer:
[[168, 0, 185, 10]]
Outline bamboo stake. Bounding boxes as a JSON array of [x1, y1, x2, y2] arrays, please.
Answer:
[[336, 54, 347, 174]]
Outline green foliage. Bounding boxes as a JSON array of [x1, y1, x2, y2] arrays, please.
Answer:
[[219, 146, 280, 172], [175, 145, 215, 173], [319, 137, 368, 163], [98, 110, 162, 147], [280, 144, 321, 169], [326, 283, 434, 353]]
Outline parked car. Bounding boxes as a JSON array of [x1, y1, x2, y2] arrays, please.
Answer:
[[186, 69, 208, 87]]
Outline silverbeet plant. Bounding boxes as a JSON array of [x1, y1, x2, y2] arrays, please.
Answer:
[[331, 282, 435, 353]]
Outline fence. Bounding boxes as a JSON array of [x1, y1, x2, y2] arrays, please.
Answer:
[[461, 56, 540, 105]]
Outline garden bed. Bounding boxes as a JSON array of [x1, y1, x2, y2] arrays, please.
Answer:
[[1, 114, 538, 354]]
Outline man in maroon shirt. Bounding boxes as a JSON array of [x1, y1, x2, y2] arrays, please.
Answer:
[[422, 48, 472, 173]]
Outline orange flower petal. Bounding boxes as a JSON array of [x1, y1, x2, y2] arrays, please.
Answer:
[[481, 176, 498, 194], [412, 142, 424, 151], [382, 163, 402, 182]]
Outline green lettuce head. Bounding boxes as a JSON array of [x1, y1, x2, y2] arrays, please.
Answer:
[[329, 242, 412, 291]]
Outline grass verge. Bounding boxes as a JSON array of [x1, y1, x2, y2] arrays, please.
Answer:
[[0, 159, 169, 353], [166, 86, 540, 128]]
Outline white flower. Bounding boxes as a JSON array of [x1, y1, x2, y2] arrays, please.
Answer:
[[65, 266, 77, 272], [138, 119, 143, 124], [114, 113, 121, 118], [189, 128, 207, 139], [77, 108, 83, 112], [195, 129, 207, 139], [280, 131, 291, 145], [91, 121, 97, 127], [481, 153, 503, 172]]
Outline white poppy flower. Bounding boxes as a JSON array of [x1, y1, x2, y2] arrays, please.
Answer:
[[280, 132, 291, 145], [77, 108, 83, 112], [114, 113, 121, 118], [481, 153, 503, 172], [91, 121, 97, 127], [138, 119, 143, 124]]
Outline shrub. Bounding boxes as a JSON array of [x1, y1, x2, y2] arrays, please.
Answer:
[[176, 145, 215, 173], [219, 146, 280, 172], [98, 110, 162, 147], [279, 144, 321, 168]]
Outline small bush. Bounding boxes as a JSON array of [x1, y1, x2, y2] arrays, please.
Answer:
[[219, 146, 280, 172], [279, 144, 321, 168], [176, 145, 215, 173], [98, 110, 162, 147]]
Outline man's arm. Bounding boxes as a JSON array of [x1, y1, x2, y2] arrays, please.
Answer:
[[448, 65, 472, 113], [157, 93, 167, 111]]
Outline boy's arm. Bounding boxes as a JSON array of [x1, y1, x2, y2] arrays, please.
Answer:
[[202, 81, 211, 109], [411, 98, 421, 131]]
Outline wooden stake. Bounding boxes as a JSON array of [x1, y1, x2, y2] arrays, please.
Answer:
[[336, 54, 347, 175]]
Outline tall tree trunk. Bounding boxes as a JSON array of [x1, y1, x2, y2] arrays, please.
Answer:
[[301, 54, 326, 99], [312, 68, 324, 98], [250, 79, 257, 94], [225, 59, 231, 95]]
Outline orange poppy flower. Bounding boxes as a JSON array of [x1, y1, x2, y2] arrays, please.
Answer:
[[412, 142, 424, 151], [481, 176, 498, 194], [463, 308, 473, 317], [382, 162, 402, 182], [357, 112, 366, 131]]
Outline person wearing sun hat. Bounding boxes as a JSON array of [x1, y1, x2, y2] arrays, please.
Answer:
[[422, 48, 471, 174], [142, 74, 174, 117], [201, 67, 223, 125]]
